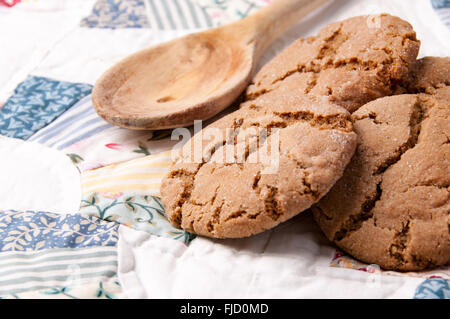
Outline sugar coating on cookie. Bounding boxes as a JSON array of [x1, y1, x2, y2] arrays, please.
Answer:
[[161, 91, 357, 238], [313, 87, 450, 271], [246, 14, 420, 113], [406, 56, 450, 93]]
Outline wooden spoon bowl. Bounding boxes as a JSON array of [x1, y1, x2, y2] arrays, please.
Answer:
[[92, 0, 329, 130]]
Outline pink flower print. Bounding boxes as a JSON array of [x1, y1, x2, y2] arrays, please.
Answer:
[[332, 250, 346, 260], [210, 12, 221, 19], [105, 143, 122, 150], [0, 0, 21, 7], [99, 192, 123, 200]]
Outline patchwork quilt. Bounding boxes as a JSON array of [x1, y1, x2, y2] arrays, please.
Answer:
[[0, 0, 449, 299]]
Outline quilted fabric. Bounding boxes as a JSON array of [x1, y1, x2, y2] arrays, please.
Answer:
[[0, 0, 449, 299], [28, 94, 112, 151], [79, 0, 272, 30], [0, 210, 122, 297]]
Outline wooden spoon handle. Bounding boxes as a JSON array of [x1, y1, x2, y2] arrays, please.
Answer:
[[239, 0, 330, 59]]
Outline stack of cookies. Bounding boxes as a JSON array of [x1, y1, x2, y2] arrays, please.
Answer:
[[161, 14, 449, 271]]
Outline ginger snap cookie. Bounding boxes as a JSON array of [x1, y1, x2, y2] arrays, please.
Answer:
[[313, 86, 450, 271], [160, 14, 420, 239], [161, 91, 357, 238], [246, 14, 420, 113]]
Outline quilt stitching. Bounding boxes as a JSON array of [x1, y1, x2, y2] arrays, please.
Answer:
[[0, 210, 122, 297]]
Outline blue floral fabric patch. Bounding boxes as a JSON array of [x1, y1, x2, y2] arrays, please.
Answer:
[[0, 76, 92, 140], [414, 278, 450, 299], [0, 76, 92, 139], [0, 211, 118, 251], [79, 193, 195, 244], [431, 0, 450, 27], [80, 0, 150, 28], [80, 0, 215, 30], [431, 0, 450, 9]]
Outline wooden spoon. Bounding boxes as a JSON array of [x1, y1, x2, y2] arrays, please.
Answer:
[[92, 0, 329, 130]]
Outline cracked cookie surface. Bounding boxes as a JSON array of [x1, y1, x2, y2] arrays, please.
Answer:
[[161, 92, 357, 238], [246, 14, 420, 113], [405, 56, 450, 94], [313, 87, 450, 271], [160, 14, 420, 239]]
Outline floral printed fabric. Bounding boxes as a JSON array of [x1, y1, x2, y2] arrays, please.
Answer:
[[1, 278, 123, 299], [414, 278, 450, 299], [0, 211, 118, 251], [62, 126, 174, 172], [193, 0, 271, 26], [80, 0, 150, 28], [79, 192, 195, 244], [0, 76, 92, 139], [432, 0, 450, 9]]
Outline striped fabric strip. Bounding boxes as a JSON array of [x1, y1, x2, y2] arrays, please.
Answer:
[[81, 151, 172, 195], [0, 276, 122, 299], [0, 250, 117, 268], [80, 0, 270, 30], [28, 94, 113, 150], [0, 246, 117, 295], [144, 0, 212, 30]]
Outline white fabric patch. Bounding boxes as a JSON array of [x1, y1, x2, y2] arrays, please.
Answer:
[[0, 136, 81, 214], [0, 0, 97, 102], [117, 215, 423, 298]]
